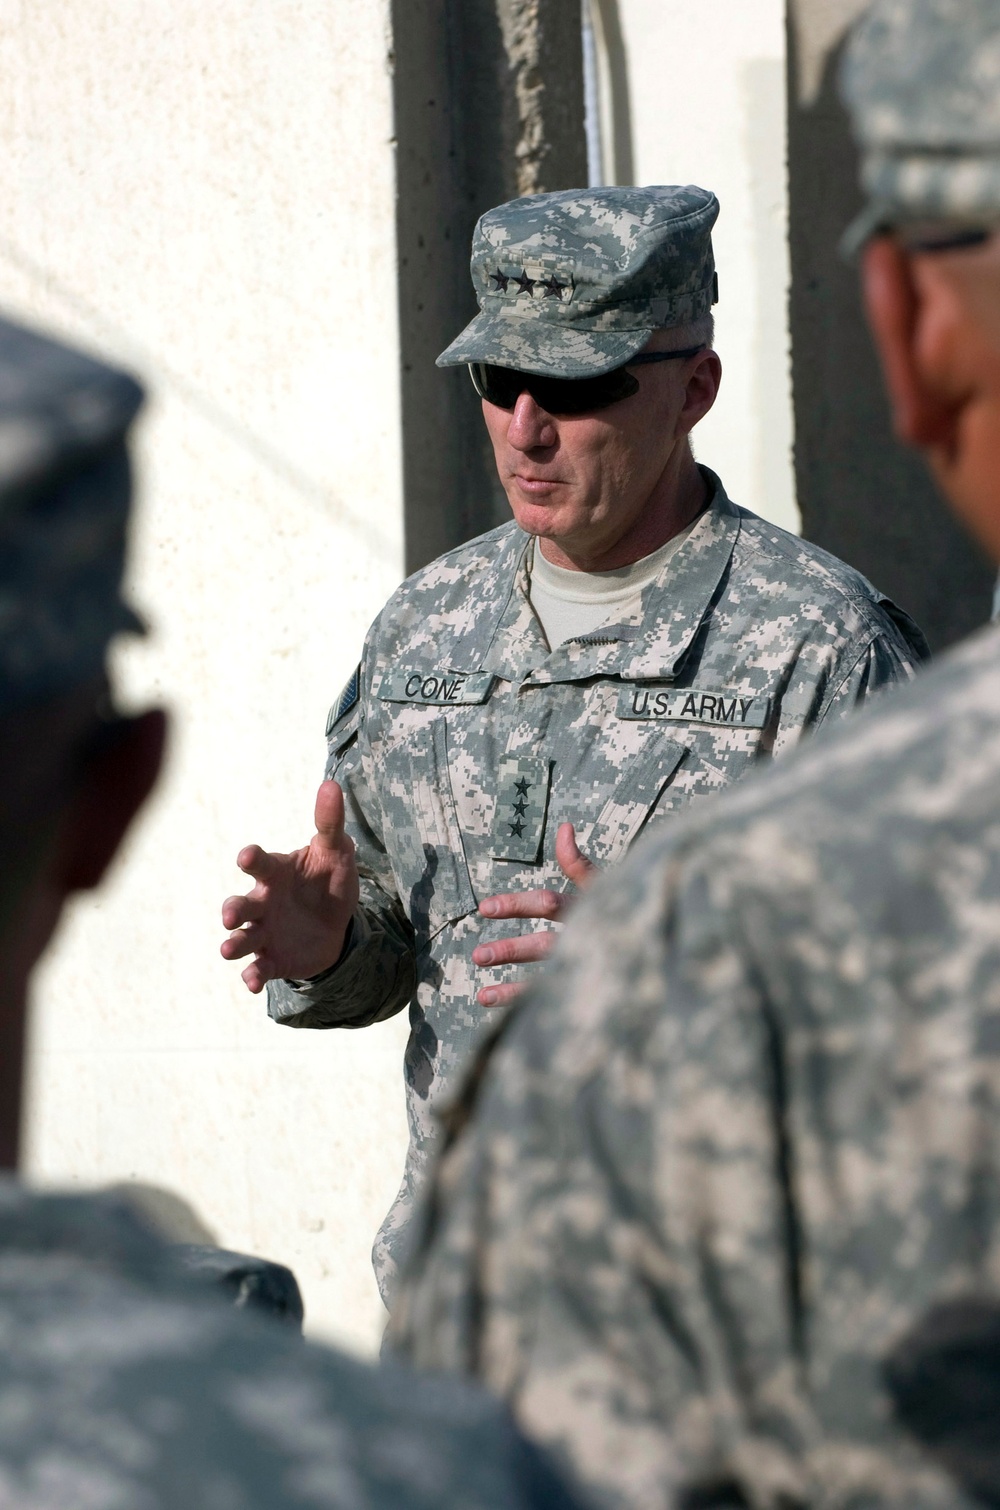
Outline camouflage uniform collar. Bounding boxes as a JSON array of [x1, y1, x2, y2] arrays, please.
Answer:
[[475, 468, 739, 684], [477, 531, 549, 678]]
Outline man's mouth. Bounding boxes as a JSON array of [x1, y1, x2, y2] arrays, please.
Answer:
[[513, 473, 563, 494]]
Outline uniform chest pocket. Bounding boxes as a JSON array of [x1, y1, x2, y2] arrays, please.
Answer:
[[582, 724, 687, 868], [379, 717, 477, 946]]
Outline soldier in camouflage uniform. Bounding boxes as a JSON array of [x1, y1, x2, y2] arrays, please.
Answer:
[[221, 184, 926, 1304], [0, 313, 581, 1509], [388, 3, 1000, 1507]]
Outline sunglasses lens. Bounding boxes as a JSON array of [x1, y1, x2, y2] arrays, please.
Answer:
[[469, 363, 640, 413], [538, 370, 640, 412], [469, 363, 522, 408]]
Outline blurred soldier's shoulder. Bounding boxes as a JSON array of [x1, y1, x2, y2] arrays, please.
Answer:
[[646, 622, 996, 874], [0, 1182, 577, 1510]]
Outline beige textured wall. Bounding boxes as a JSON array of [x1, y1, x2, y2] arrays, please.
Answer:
[[618, 0, 797, 534], [1, 2, 409, 1355]]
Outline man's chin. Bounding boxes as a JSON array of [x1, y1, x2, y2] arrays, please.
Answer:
[[931, 456, 1000, 566], [507, 497, 574, 540]]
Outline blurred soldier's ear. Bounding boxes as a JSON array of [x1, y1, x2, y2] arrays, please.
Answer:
[[56, 708, 167, 894], [0, 703, 165, 1173], [884, 1297, 1000, 1507], [861, 237, 959, 450]]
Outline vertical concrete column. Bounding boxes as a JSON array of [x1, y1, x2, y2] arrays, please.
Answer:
[[391, 0, 587, 573], [786, 0, 993, 651]]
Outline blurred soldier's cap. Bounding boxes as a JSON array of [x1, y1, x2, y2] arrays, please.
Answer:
[[437, 185, 719, 378], [842, 0, 1000, 252], [0, 314, 144, 712]]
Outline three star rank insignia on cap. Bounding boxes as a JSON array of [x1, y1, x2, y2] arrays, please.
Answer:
[[488, 267, 568, 301], [492, 756, 550, 863]]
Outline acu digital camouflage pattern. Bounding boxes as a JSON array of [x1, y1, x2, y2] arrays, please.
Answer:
[[436, 186, 719, 378], [268, 468, 926, 1303], [0, 1181, 581, 1509], [842, 0, 1000, 249], [391, 624, 1000, 1510], [0, 314, 144, 711]]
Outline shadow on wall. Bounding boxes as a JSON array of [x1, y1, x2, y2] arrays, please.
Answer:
[[785, 21, 994, 652], [392, 0, 588, 575], [392, 0, 510, 575]]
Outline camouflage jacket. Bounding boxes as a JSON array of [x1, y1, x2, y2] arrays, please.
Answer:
[[390, 624, 1000, 1510], [0, 1182, 580, 1509], [268, 469, 926, 1300]]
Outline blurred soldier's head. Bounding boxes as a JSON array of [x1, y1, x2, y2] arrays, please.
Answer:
[[0, 317, 165, 1170], [437, 187, 725, 562], [844, 0, 1000, 1485], [843, 0, 1000, 560]]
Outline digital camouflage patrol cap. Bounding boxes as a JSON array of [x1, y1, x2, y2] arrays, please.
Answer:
[[437, 185, 719, 379], [0, 315, 144, 711], [842, 0, 1000, 250]]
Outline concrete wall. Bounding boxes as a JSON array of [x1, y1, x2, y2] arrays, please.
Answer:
[[617, 0, 797, 534], [2, 1, 410, 1356]]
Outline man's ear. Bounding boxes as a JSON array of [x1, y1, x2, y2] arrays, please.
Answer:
[[861, 237, 957, 448], [677, 349, 722, 435], [57, 709, 167, 893]]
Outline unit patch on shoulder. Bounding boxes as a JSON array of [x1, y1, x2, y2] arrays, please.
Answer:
[[326, 664, 361, 737], [619, 685, 770, 728], [492, 756, 550, 864]]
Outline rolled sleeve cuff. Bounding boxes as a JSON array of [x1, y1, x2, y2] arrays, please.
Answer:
[[266, 909, 412, 1030], [286, 911, 365, 988]]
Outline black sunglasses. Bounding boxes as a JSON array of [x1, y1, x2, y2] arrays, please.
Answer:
[[892, 221, 996, 254], [469, 348, 705, 415]]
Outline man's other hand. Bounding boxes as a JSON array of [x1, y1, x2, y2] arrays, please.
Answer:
[[472, 822, 598, 1007], [220, 780, 360, 994]]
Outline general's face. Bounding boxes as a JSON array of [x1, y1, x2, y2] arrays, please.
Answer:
[[479, 334, 721, 561], [863, 231, 1000, 564], [911, 233, 1000, 560]]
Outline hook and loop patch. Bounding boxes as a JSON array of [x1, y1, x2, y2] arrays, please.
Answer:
[[492, 756, 550, 863]]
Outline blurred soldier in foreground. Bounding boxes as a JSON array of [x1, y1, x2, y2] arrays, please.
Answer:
[[389, 3, 1000, 1506], [222, 185, 925, 1303], [0, 315, 579, 1509]]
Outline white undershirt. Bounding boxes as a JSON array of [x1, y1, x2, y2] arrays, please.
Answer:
[[527, 518, 699, 649]]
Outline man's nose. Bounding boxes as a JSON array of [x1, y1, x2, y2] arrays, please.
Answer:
[[507, 390, 557, 450]]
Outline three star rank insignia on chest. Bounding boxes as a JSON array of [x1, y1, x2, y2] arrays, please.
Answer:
[[492, 756, 550, 863]]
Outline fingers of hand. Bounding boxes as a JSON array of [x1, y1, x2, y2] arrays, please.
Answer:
[[556, 821, 599, 891], [240, 959, 271, 994], [473, 931, 556, 968], [221, 893, 264, 930], [237, 844, 278, 883], [314, 780, 348, 851], [478, 888, 565, 921], [220, 924, 264, 962], [477, 981, 526, 1008]]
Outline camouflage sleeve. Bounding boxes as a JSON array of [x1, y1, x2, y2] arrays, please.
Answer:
[[4, 1185, 588, 1510], [266, 897, 416, 1030], [266, 643, 417, 1032], [816, 622, 922, 726]]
